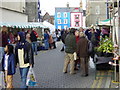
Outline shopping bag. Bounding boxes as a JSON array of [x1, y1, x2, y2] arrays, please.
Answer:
[[73, 52, 77, 60], [0, 71, 5, 88], [26, 66, 37, 86]]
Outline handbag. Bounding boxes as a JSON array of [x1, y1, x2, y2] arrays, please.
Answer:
[[73, 52, 77, 60], [0, 71, 5, 88], [26, 66, 37, 86]]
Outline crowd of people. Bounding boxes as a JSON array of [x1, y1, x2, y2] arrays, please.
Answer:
[[0, 25, 110, 88], [62, 26, 109, 76], [43, 30, 57, 50], [0, 30, 35, 88], [0, 27, 60, 88]]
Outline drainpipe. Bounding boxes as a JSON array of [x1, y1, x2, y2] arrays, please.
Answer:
[[107, 0, 109, 19]]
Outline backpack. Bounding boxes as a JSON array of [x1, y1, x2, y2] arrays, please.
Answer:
[[88, 40, 93, 55]]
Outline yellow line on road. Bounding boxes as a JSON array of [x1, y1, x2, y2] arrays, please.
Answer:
[[91, 71, 106, 88], [91, 71, 100, 88], [97, 71, 104, 88]]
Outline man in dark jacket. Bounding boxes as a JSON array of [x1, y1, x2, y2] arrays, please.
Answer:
[[63, 28, 76, 75], [60, 30, 69, 51], [85, 27, 101, 62], [30, 30, 38, 55], [77, 32, 89, 77]]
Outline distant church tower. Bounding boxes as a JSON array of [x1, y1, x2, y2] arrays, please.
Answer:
[[80, 0, 83, 9], [67, 2, 70, 8]]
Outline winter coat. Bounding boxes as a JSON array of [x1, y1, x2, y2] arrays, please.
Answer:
[[61, 32, 68, 44], [65, 33, 76, 54], [15, 41, 34, 67], [2, 53, 16, 75], [85, 29, 101, 46], [30, 31, 37, 42], [44, 33, 49, 41], [49, 35, 54, 44], [0, 32, 9, 47], [77, 36, 89, 58]]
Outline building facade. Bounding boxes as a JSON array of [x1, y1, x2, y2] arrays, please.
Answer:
[[42, 12, 54, 25], [86, 0, 112, 27], [55, 7, 83, 30], [55, 8, 71, 30], [25, 0, 38, 22], [70, 8, 83, 28], [0, 0, 28, 23]]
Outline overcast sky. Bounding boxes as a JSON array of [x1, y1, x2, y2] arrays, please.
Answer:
[[40, 0, 86, 15]]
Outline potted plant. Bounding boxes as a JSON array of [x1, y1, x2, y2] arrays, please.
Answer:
[[95, 37, 114, 57], [94, 37, 114, 71]]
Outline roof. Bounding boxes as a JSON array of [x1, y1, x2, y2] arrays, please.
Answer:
[[55, 7, 83, 13], [0, 22, 48, 28]]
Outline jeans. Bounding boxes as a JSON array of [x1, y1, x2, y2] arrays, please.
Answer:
[[44, 40, 49, 50], [32, 42, 38, 55], [19, 67, 29, 88], [0, 47, 4, 63]]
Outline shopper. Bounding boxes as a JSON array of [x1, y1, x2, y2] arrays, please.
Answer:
[[63, 28, 76, 75], [44, 30, 50, 50], [74, 30, 80, 70], [85, 26, 101, 62], [49, 34, 54, 49], [77, 32, 89, 77], [2, 44, 16, 88], [0, 27, 9, 62], [60, 29, 69, 51], [9, 31, 15, 44], [30, 30, 38, 55], [15, 32, 34, 88], [52, 31, 57, 49], [26, 30, 31, 43]]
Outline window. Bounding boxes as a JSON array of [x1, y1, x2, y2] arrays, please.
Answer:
[[64, 25, 68, 29], [96, 6, 100, 14], [64, 12, 67, 18], [75, 15, 79, 19], [57, 12, 61, 18], [75, 22, 79, 27], [64, 19, 68, 24], [58, 26, 61, 29], [57, 19, 61, 24]]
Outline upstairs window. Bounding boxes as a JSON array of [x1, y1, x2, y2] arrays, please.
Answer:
[[64, 19, 68, 24], [57, 19, 61, 24], [64, 12, 67, 18], [57, 12, 61, 18]]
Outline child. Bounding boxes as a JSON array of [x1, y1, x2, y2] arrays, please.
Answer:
[[2, 44, 16, 88]]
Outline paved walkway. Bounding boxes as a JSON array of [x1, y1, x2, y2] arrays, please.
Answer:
[[13, 42, 96, 88], [0, 42, 115, 88]]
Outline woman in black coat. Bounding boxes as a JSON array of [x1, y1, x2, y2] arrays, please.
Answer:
[[15, 32, 34, 88]]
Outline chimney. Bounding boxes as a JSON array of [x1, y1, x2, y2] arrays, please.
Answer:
[[67, 2, 69, 8]]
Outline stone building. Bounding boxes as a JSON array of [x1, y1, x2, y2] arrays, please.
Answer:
[[0, 0, 28, 23], [86, 0, 113, 27], [25, 0, 38, 22]]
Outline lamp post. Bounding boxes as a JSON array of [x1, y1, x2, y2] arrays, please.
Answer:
[[117, 0, 120, 87]]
